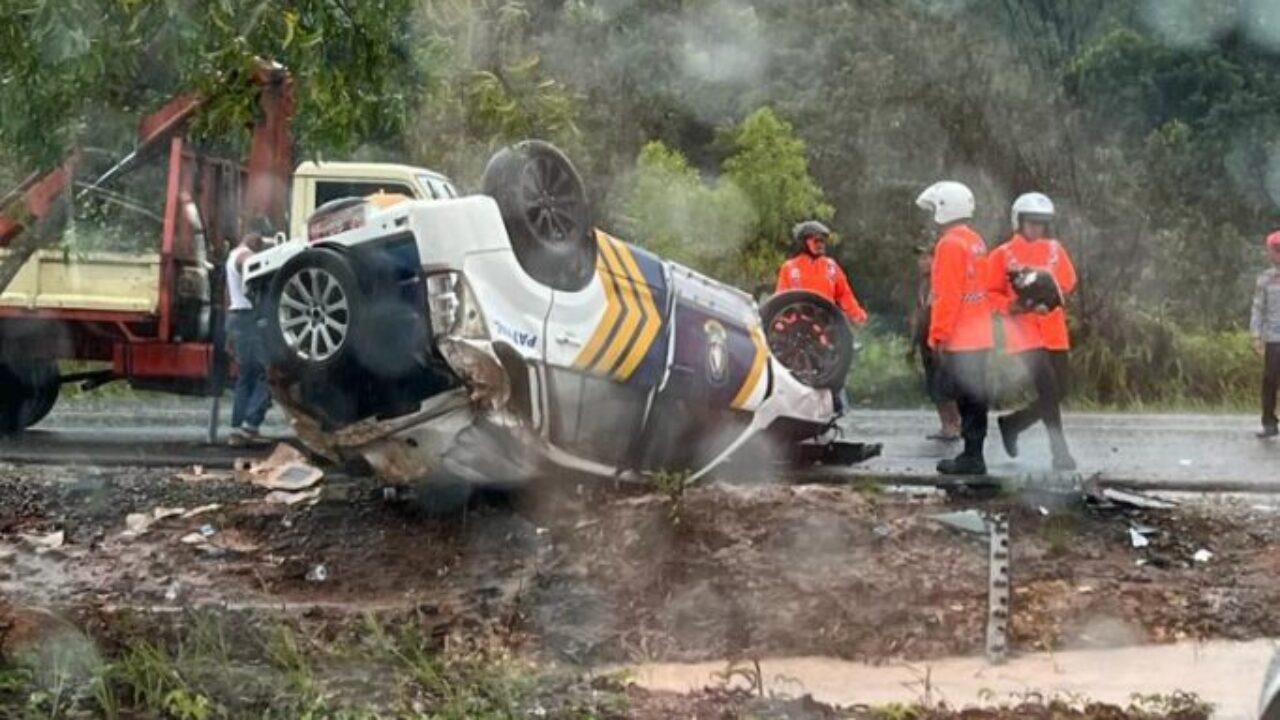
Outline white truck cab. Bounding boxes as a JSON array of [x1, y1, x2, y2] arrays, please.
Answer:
[[287, 161, 459, 240]]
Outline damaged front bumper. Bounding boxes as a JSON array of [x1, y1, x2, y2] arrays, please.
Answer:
[[270, 334, 540, 486]]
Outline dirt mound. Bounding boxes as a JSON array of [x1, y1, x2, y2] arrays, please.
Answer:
[[3, 465, 1280, 670]]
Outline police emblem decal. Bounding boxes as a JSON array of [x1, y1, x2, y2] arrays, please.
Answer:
[[704, 319, 729, 385]]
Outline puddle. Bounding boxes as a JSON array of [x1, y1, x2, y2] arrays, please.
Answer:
[[626, 639, 1279, 719]]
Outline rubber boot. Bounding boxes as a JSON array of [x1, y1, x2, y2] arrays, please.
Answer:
[[997, 415, 1019, 458], [937, 453, 987, 476]]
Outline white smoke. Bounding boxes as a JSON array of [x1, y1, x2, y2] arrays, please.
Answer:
[[1140, 0, 1239, 49], [1242, 0, 1280, 50]]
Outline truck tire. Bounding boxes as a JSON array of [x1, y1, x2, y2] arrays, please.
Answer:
[[264, 249, 364, 373], [760, 290, 854, 390], [482, 140, 596, 292], [0, 359, 59, 434]]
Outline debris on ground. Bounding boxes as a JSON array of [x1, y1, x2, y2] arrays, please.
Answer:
[[1192, 548, 1213, 563], [245, 443, 323, 491], [18, 530, 63, 550], [263, 487, 322, 506], [1081, 476, 1179, 511], [2, 465, 1280, 671], [122, 506, 196, 539], [930, 509, 988, 534]]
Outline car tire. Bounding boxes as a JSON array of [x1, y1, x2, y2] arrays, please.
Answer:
[[481, 140, 597, 292], [264, 249, 364, 373], [760, 290, 854, 390]]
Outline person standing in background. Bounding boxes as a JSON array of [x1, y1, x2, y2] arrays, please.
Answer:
[[987, 193, 1078, 470], [1251, 231, 1280, 439], [225, 232, 271, 446], [908, 243, 961, 441], [776, 220, 870, 327], [915, 181, 993, 476]]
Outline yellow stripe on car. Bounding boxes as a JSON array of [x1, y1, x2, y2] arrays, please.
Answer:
[[590, 233, 643, 375], [731, 325, 769, 409], [608, 236, 662, 381], [573, 255, 621, 370]]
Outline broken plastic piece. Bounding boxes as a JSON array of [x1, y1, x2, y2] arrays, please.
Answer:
[[20, 530, 64, 550], [930, 510, 988, 535], [264, 488, 322, 506], [306, 564, 329, 582], [1193, 548, 1213, 563], [1128, 527, 1150, 549]]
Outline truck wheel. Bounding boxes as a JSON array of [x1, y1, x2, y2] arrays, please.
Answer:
[[760, 291, 854, 390], [22, 364, 60, 428], [482, 140, 596, 292], [0, 359, 59, 434], [265, 249, 363, 372]]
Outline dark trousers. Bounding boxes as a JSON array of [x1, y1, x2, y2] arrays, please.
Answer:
[[227, 311, 271, 432], [1004, 349, 1071, 457], [1265, 343, 1280, 431], [939, 350, 989, 458]]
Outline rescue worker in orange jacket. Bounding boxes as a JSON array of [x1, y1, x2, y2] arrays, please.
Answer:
[[916, 180, 994, 476], [776, 221, 870, 326], [987, 192, 1078, 471]]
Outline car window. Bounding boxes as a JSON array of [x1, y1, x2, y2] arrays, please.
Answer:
[[314, 179, 415, 206], [419, 174, 458, 199]]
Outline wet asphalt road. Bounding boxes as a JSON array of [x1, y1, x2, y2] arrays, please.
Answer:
[[1, 398, 1275, 485], [845, 409, 1278, 486]]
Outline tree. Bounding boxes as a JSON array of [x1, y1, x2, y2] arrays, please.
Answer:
[[0, 0, 425, 292], [616, 107, 831, 288], [403, 0, 581, 185]]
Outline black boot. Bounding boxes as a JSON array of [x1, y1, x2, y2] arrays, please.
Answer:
[[1052, 453, 1078, 471], [997, 415, 1018, 458], [1259, 425, 1279, 439], [937, 453, 987, 476]]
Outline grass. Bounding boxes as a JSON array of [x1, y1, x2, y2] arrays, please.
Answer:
[[848, 326, 1262, 412], [0, 607, 1216, 719], [0, 609, 630, 719]]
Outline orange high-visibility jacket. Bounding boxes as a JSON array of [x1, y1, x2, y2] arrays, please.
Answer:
[[776, 254, 870, 325], [928, 223, 993, 351], [987, 234, 1077, 352]]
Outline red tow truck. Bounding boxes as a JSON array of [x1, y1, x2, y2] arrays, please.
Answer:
[[0, 61, 295, 434], [0, 61, 458, 436]]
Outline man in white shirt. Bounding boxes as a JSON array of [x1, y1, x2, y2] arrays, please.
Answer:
[[225, 232, 270, 446]]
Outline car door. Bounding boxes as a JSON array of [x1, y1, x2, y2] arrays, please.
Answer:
[[541, 230, 670, 467], [633, 263, 771, 472]]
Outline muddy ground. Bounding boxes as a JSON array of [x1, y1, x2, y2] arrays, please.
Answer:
[[0, 458, 1274, 715]]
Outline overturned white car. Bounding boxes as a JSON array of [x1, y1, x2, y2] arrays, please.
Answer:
[[244, 141, 877, 486]]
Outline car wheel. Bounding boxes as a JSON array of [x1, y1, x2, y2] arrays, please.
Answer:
[[265, 249, 363, 372], [760, 290, 854, 390], [482, 140, 597, 292]]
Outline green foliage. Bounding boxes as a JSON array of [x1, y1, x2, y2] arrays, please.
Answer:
[[722, 107, 834, 258], [616, 107, 829, 288], [614, 140, 755, 281], [847, 326, 919, 407], [404, 0, 581, 184], [0, 611, 632, 719], [0, 0, 424, 166]]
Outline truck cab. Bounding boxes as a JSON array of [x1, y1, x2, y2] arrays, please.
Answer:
[[0, 153, 457, 433], [287, 162, 459, 240]]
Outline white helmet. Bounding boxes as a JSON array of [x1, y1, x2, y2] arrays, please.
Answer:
[[915, 181, 975, 225], [1010, 192, 1055, 229]]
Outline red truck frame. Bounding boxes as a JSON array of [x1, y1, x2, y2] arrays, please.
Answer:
[[0, 61, 294, 420]]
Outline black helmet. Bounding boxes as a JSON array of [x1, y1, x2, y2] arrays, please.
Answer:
[[791, 220, 831, 254]]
